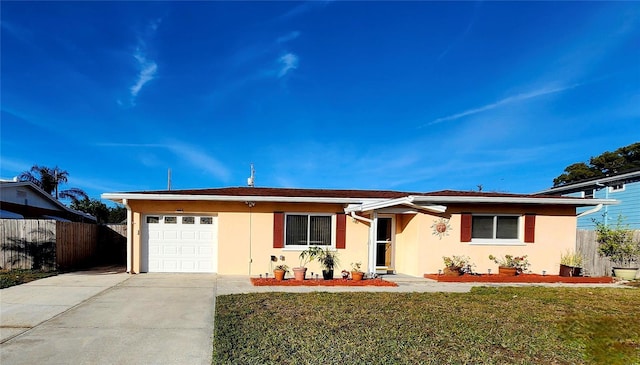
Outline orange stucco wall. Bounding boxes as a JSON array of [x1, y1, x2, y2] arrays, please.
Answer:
[[126, 200, 369, 275], [393, 204, 577, 276], [126, 200, 577, 277]]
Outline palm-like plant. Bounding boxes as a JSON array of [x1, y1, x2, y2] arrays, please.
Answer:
[[18, 165, 88, 203]]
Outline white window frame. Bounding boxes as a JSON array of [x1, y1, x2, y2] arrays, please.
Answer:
[[469, 214, 524, 246], [283, 213, 336, 250], [609, 184, 625, 193]]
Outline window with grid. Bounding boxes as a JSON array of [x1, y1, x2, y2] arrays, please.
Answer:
[[285, 214, 332, 246], [472, 215, 519, 240]]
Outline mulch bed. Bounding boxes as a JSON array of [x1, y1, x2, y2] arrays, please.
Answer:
[[250, 278, 398, 287], [423, 273, 615, 284]]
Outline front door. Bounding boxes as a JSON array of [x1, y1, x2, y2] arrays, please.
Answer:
[[375, 216, 394, 273]]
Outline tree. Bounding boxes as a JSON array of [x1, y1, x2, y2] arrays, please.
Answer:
[[108, 205, 127, 224], [71, 198, 110, 224], [71, 198, 126, 224], [18, 165, 88, 203], [553, 142, 640, 186]]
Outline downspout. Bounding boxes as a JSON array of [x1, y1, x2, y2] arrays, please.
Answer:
[[123, 199, 132, 274], [246, 202, 255, 275]]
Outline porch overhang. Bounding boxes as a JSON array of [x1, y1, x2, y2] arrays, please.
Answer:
[[344, 196, 447, 214]]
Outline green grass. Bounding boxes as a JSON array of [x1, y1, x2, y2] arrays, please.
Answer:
[[213, 287, 640, 365], [0, 269, 58, 289]]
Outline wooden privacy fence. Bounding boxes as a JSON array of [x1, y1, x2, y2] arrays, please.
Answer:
[[98, 224, 126, 265], [577, 229, 640, 277], [0, 219, 122, 271]]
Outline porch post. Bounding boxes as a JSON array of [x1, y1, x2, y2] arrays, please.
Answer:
[[368, 211, 378, 274]]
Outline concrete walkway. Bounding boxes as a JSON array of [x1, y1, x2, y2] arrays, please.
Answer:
[[1, 269, 216, 365]]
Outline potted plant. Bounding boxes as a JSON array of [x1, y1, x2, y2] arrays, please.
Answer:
[[350, 261, 365, 281], [293, 247, 322, 281], [559, 250, 584, 277], [316, 248, 339, 280], [442, 255, 471, 276], [273, 264, 288, 281], [595, 216, 640, 280], [489, 254, 530, 275]]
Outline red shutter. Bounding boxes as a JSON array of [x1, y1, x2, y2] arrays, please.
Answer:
[[524, 214, 536, 243], [336, 213, 346, 249], [460, 213, 472, 242], [273, 212, 284, 248]]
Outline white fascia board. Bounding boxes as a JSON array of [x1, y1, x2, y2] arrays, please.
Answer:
[[410, 195, 618, 206], [101, 193, 380, 205]]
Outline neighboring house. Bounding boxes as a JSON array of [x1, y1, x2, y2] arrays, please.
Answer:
[[0, 181, 96, 223], [102, 187, 616, 277], [536, 169, 640, 229]]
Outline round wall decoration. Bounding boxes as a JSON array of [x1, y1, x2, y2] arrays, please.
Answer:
[[431, 218, 452, 239]]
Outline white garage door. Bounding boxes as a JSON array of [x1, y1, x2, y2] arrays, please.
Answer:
[[142, 215, 217, 273]]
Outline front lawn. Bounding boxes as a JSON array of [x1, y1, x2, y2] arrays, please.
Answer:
[[0, 269, 58, 289], [213, 287, 640, 364]]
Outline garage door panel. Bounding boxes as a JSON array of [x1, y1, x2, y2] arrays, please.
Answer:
[[163, 231, 178, 239], [181, 246, 196, 255], [181, 231, 196, 240], [163, 245, 178, 255], [144, 215, 217, 273]]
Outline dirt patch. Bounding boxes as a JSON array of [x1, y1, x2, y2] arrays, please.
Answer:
[[251, 278, 398, 287], [423, 273, 615, 284]]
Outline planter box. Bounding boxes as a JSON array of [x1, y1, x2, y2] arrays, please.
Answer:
[[498, 267, 517, 276], [559, 264, 582, 277]]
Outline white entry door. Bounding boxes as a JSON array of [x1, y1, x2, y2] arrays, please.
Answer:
[[142, 215, 217, 273]]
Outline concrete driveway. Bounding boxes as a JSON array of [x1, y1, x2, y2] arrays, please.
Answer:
[[1, 269, 217, 365]]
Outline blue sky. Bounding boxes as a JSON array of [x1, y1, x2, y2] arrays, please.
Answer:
[[1, 1, 639, 204]]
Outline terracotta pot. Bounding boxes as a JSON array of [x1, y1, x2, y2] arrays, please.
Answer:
[[559, 264, 582, 277], [292, 267, 307, 281], [498, 267, 518, 276], [443, 267, 463, 276], [351, 271, 364, 281], [274, 269, 286, 281]]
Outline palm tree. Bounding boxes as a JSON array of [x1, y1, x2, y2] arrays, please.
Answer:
[[18, 165, 88, 203]]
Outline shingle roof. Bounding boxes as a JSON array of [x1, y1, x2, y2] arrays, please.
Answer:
[[129, 187, 416, 199], [123, 186, 569, 200]]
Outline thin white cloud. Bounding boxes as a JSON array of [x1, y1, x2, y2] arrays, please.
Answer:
[[278, 53, 299, 78], [130, 48, 158, 98], [426, 83, 581, 126], [96, 142, 166, 148], [165, 142, 231, 182], [277, 31, 300, 44], [97, 141, 231, 183]]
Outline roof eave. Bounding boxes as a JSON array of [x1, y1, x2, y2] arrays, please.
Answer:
[[100, 193, 380, 205], [411, 195, 618, 206]]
